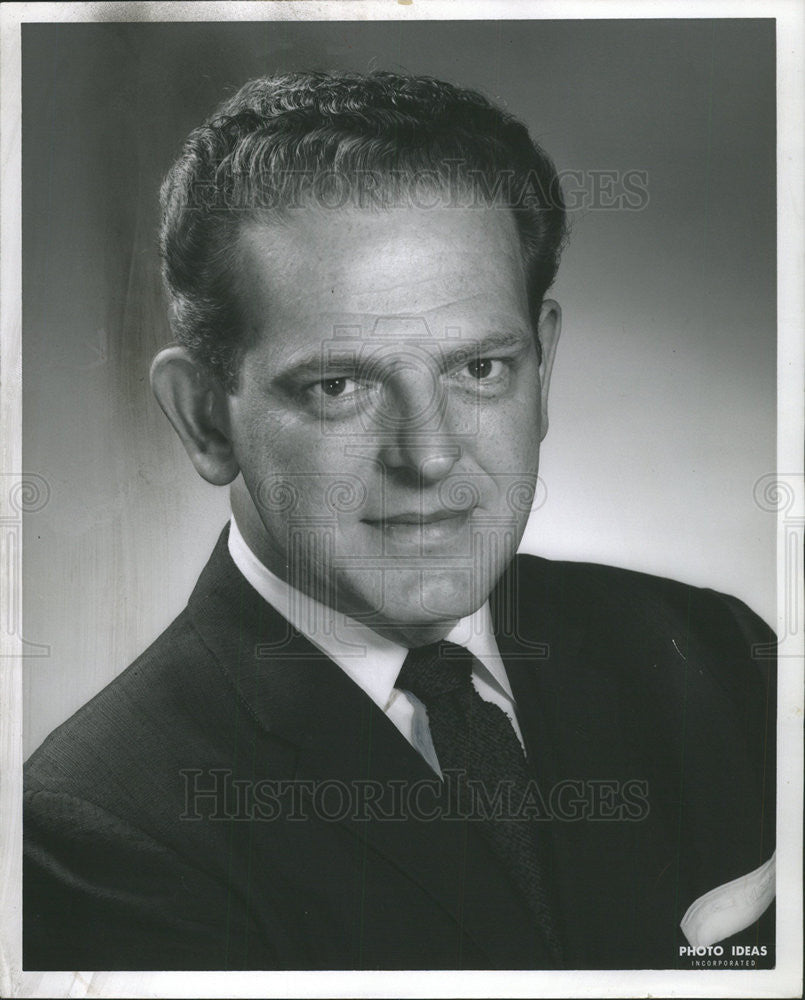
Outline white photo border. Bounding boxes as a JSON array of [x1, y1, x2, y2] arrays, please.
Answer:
[[1, 2, 802, 998]]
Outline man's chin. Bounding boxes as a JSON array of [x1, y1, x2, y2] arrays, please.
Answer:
[[338, 566, 495, 643]]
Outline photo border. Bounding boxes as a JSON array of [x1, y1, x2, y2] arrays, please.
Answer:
[[1, 2, 802, 997]]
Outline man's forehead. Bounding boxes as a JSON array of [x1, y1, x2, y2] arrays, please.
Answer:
[[294, 300, 531, 338], [315, 274, 507, 319], [236, 207, 529, 334]]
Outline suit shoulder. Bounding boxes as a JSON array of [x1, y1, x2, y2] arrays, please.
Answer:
[[511, 554, 775, 792], [24, 607, 235, 802], [512, 552, 775, 704], [513, 552, 772, 640]]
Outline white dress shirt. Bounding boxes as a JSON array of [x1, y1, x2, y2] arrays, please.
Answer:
[[227, 516, 524, 775]]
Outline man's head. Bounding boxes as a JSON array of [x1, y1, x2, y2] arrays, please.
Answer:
[[151, 71, 566, 643]]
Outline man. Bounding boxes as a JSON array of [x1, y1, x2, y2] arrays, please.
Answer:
[[24, 71, 776, 971]]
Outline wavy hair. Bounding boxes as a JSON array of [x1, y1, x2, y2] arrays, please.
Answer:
[[160, 71, 567, 389]]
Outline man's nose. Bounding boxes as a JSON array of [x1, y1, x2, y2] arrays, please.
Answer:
[[376, 372, 461, 483]]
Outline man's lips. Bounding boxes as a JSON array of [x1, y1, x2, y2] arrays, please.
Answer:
[[363, 509, 472, 526], [359, 508, 476, 553]]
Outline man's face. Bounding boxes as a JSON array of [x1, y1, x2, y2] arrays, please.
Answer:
[[227, 203, 554, 640]]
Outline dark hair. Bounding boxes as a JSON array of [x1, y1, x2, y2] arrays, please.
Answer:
[[159, 71, 567, 389]]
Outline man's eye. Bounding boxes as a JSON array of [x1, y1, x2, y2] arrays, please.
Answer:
[[314, 377, 361, 399], [463, 359, 505, 381]]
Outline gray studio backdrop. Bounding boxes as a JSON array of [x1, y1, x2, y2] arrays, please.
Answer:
[[22, 19, 776, 757]]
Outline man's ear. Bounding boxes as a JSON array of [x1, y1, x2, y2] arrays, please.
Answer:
[[150, 347, 240, 486], [536, 299, 561, 440]]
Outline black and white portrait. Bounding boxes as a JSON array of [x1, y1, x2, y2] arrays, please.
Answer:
[[2, 4, 802, 998]]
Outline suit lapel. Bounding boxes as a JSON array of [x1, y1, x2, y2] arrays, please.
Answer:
[[188, 530, 554, 967]]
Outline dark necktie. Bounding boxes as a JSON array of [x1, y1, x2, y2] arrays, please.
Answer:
[[397, 640, 563, 965]]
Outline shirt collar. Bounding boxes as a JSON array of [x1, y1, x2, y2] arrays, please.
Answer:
[[227, 516, 514, 712]]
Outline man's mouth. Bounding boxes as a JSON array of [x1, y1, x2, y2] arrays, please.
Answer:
[[370, 509, 467, 526], [361, 508, 475, 547]]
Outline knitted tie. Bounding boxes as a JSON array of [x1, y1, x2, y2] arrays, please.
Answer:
[[397, 640, 562, 964]]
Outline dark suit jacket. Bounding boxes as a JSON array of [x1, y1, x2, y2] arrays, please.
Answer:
[[24, 527, 776, 970]]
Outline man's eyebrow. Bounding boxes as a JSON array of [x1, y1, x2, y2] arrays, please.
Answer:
[[273, 355, 341, 382], [429, 329, 532, 367], [450, 329, 533, 352], [272, 328, 534, 383]]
